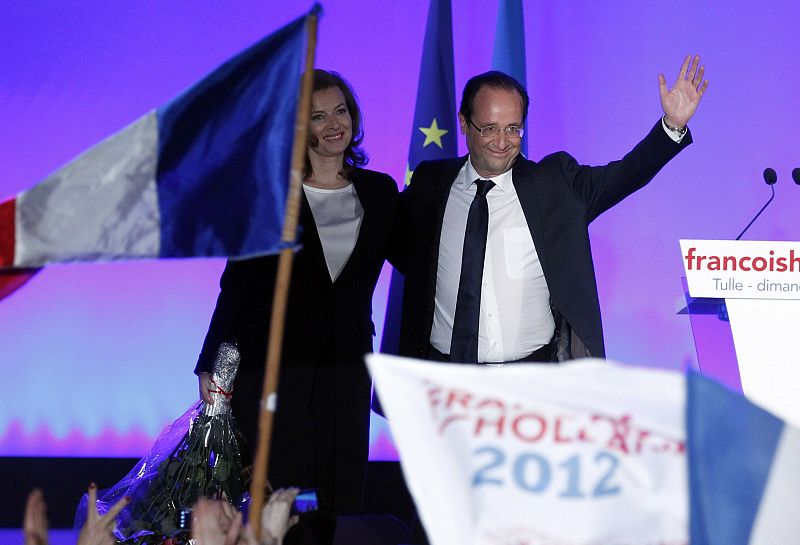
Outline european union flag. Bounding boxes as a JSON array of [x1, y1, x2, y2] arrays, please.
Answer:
[[492, 0, 528, 156], [381, 0, 456, 355]]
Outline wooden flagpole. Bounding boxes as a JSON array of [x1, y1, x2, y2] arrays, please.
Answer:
[[249, 7, 319, 537]]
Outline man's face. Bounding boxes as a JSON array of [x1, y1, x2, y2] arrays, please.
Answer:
[[458, 86, 524, 179]]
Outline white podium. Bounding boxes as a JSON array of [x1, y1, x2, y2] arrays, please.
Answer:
[[681, 239, 800, 427]]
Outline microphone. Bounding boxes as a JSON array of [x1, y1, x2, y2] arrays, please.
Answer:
[[735, 168, 777, 240], [792, 167, 800, 185]]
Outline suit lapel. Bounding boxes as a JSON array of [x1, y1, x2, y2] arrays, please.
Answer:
[[335, 172, 373, 284], [428, 157, 469, 291], [299, 192, 332, 284], [511, 158, 549, 276]]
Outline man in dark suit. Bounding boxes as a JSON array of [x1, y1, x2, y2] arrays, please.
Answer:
[[394, 55, 708, 364]]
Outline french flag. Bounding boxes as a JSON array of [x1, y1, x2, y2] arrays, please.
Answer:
[[0, 11, 309, 282]]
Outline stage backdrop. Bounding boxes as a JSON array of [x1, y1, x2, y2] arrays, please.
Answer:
[[1, 1, 799, 459]]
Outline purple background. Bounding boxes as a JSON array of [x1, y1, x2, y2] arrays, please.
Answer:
[[1, 1, 799, 459]]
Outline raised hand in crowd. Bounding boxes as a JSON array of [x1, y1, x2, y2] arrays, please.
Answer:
[[260, 488, 300, 545], [23, 489, 48, 545], [190, 497, 242, 545], [76, 484, 129, 545], [191, 488, 300, 545]]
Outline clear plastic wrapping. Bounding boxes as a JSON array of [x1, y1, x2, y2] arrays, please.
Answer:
[[75, 343, 245, 544]]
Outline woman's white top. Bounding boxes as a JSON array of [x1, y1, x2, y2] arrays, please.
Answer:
[[302, 183, 363, 282]]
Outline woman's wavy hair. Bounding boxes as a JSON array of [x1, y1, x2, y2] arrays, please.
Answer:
[[304, 69, 368, 179]]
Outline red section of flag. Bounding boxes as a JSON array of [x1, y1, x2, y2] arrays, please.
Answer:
[[0, 197, 16, 267], [0, 197, 37, 301]]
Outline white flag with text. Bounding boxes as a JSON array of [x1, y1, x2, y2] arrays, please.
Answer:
[[367, 354, 688, 545]]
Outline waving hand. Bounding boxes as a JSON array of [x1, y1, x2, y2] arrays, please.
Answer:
[[659, 54, 709, 129]]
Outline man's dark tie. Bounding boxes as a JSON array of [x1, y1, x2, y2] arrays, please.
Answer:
[[450, 179, 495, 363]]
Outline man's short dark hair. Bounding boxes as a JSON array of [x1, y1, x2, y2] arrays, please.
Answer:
[[459, 71, 529, 124]]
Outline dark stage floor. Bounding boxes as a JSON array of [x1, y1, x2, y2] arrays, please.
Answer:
[[2, 458, 417, 544]]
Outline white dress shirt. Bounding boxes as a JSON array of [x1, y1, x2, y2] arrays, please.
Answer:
[[431, 159, 555, 362]]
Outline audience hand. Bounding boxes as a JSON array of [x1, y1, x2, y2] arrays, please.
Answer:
[[191, 497, 242, 545], [20, 478, 301, 545], [76, 484, 129, 545], [23, 489, 48, 545], [261, 488, 300, 544]]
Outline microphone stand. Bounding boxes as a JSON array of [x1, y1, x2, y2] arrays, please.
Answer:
[[735, 185, 775, 240], [735, 169, 777, 240]]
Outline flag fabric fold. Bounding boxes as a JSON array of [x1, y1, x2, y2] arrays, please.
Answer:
[[1, 11, 310, 272], [367, 353, 800, 545], [688, 370, 800, 544], [492, 0, 528, 156]]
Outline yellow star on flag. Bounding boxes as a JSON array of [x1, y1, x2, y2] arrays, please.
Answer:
[[404, 163, 414, 187], [419, 118, 448, 148]]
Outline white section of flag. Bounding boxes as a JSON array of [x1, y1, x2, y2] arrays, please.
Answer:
[[750, 426, 800, 544], [15, 111, 160, 267], [367, 354, 688, 545]]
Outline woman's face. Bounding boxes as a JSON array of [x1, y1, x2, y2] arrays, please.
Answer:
[[308, 86, 352, 159]]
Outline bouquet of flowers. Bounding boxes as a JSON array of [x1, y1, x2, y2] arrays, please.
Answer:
[[76, 343, 246, 544]]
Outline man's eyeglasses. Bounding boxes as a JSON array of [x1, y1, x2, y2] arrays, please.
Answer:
[[467, 118, 525, 138]]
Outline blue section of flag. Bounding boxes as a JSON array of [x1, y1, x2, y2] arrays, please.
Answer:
[[381, 0, 456, 356], [155, 14, 308, 258], [491, 0, 528, 156], [687, 370, 784, 545]]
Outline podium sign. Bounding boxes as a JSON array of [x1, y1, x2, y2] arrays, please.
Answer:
[[681, 239, 800, 299], [681, 240, 800, 427]]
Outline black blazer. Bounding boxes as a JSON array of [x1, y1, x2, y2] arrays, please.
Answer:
[[394, 119, 691, 361], [195, 168, 398, 511]]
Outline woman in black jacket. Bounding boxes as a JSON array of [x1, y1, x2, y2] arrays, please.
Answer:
[[194, 70, 398, 527]]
